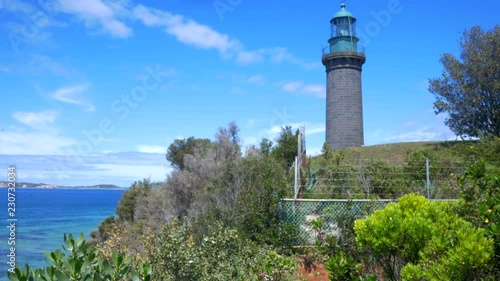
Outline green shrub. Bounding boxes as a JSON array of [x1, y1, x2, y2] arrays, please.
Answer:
[[154, 220, 297, 281], [456, 160, 500, 279], [354, 194, 493, 281], [8, 233, 151, 281]]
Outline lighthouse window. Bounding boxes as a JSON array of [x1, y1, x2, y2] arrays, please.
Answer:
[[336, 18, 350, 36]]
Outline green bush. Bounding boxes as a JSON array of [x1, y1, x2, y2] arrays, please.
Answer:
[[8, 233, 151, 281], [456, 160, 500, 279], [326, 251, 376, 281], [154, 220, 297, 281], [354, 194, 493, 281]]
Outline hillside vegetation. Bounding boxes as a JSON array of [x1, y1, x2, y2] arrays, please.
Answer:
[[305, 137, 500, 199], [9, 126, 500, 280]]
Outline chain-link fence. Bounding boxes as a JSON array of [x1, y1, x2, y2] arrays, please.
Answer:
[[279, 199, 392, 244]]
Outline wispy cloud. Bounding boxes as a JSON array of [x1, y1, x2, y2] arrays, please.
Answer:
[[0, 152, 170, 186], [12, 110, 58, 130], [236, 50, 265, 64], [235, 47, 300, 65], [137, 145, 166, 154], [133, 5, 240, 54], [371, 126, 456, 144], [59, 0, 132, 38], [50, 85, 95, 111], [247, 74, 265, 85], [0, 131, 75, 155], [277, 81, 325, 98], [132, 5, 309, 67]]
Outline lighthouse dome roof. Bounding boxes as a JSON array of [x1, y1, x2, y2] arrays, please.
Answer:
[[333, 3, 354, 19]]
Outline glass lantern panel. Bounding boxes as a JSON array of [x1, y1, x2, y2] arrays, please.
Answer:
[[330, 21, 336, 38], [336, 17, 351, 36]]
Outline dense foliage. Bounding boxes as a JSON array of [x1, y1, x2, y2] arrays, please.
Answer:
[[8, 234, 151, 281], [355, 194, 493, 281], [11, 122, 500, 281], [153, 220, 296, 281], [456, 160, 500, 279], [429, 25, 500, 138]]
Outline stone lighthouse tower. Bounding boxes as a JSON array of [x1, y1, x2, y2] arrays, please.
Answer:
[[322, 3, 366, 150]]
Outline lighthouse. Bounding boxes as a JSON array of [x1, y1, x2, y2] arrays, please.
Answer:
[[322, 3, 366, 150]]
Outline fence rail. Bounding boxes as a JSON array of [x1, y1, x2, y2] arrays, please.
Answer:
[[279, 198, 456, 245], [296, 158, 495, 200], [279, 199, 391, 245]]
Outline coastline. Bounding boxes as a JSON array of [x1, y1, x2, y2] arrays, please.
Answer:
[[0, 182, 124, 189]]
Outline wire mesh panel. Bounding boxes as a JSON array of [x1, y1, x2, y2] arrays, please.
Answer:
[[279, 199, 392, 244]]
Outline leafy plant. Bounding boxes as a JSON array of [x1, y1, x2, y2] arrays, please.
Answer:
[[326, 251, 376, 281], [8, 233, 151, 281], [456, 160, 500, 279], [354, 194, 494, 281], [154, 220, 297, 281]]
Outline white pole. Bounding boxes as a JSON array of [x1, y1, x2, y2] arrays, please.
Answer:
[[426, 158, 430, 199], [294, 156, 299, 199]]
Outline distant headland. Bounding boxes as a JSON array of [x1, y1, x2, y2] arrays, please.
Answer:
[[0, 182, 122, 189]]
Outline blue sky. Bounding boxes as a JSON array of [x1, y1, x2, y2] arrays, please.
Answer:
[[0, 0, 498, 187]]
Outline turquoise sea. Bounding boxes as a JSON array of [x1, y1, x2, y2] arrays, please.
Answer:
[[0, 188, 124, 280]]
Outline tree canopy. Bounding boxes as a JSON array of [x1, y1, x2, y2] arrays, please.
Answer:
[[428, 25, 500, 138], [271, 125, 299, 168], [166, 137, 211, 170]]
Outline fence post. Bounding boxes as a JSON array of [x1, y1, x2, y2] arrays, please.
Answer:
[[426, 158, 430, 199], [278, 200, 282, 224]]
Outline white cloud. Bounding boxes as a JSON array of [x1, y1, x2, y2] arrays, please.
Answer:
[[12, 110, 58, 130], [137, 145, 166, 154], [59, 0, 132, 38], [301, 84, 326, 98], [281, 81, 303, 92], [0, 131, 75, 154], [133, 5, 240, 54], [278, 81, 326, 98], [303, 61, 322, 70], [306, 124, 325, 135], [132, 5, 306, 66], [0, 152, 171, 186], [247, 74, 265, 85], [235, 48, 300, 65], [50, 85, 95, 111], [236, 50, 265, 64], [371, 126, 456, 144], [90, 163, 168, 181], [268, 47, 299, 64]]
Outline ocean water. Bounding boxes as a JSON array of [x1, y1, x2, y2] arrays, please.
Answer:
[[0, 188, 124, 280]]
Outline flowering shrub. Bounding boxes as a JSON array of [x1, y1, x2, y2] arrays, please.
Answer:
[[456, 160, 500, 279]]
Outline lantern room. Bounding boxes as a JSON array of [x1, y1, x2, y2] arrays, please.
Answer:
[[328, 3, 360, 53]]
